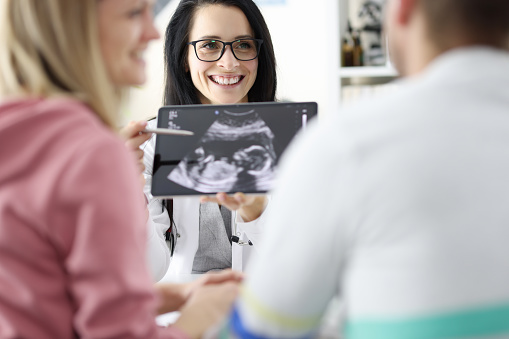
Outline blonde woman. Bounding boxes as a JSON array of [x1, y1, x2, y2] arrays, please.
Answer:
[[0, 1, 241, 338]]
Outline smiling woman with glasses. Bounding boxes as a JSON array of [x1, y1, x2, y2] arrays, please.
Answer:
[[124, 0, 277, 282]]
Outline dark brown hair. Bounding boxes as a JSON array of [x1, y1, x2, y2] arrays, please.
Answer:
[[163, 0, 277, 105]]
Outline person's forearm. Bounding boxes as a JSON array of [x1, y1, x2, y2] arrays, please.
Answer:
[[172, 282, 239, 339], [154, 283, 189, 315]]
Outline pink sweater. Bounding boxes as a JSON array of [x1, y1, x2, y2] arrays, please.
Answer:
[[0, 98, 187, 339]]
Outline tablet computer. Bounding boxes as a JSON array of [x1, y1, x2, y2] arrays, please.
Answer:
[[151, 101, 317, 198]]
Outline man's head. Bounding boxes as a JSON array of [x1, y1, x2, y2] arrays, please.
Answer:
[[385, 0, 509, 76]]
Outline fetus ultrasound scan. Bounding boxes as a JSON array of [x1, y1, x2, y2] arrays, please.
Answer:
[[151, 102, 317, 197]]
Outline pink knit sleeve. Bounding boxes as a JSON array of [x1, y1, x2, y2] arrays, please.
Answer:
[[51, 130, 184, 338]]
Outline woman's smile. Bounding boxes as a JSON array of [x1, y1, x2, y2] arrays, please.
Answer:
[[208, 74, 245, 86]]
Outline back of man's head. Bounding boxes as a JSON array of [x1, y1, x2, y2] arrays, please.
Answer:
[[420, 0, 509, 50], [386, 0, 509, 76]]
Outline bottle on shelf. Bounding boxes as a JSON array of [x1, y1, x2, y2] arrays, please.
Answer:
[[341, 38, 354, 67], [352, 30, 364, 67]]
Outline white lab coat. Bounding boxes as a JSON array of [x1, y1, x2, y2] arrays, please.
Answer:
[[142, 119, 268, 281]]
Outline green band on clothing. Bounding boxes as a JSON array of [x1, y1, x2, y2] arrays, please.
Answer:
[[219, 319, 231, 339], [345, 303, 509, 339], [241, 286, 322, 331]]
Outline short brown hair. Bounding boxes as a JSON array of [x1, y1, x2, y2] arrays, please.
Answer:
[[418, 0, 509, 50]]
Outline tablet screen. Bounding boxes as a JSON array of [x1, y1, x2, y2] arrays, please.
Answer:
[[151, 102, 317, 197]]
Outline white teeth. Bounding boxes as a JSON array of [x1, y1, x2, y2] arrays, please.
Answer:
[[231, 77, 240, 85], [211, 76, 241, 85]]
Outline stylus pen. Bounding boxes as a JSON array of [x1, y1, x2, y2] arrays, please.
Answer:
[[142, 128, 194, 136]]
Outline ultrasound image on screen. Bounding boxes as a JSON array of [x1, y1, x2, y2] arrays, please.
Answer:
[[151, 102, 317, 197], [168, 109, 277, 193]]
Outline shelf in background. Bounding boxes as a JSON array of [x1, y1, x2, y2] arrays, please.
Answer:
[[339, 66, 398, 78]]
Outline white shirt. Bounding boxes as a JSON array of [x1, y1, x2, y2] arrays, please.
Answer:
[[232, 47, 509, 338], [142, 119, 268, 281]]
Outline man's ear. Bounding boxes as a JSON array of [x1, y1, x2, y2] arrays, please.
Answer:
[[397, 0, 418, 25]]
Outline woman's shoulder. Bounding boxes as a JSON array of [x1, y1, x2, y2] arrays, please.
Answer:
[[38, 97, 109, 131], [43, 97, 120, 143], [0, 96, 108, 133], [2, 96, 124, 159], [0, 97, 134, 199]]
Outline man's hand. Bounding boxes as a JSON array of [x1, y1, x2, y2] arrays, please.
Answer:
[[187, 269, 244, 295], [173, 282, 240, 339], [155, 270, 243, 315]]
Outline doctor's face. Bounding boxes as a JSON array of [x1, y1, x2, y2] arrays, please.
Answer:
[[186, 5, 259, 105]]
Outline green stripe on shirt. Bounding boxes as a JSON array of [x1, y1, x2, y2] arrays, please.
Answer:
[[345, 302, 509, 339]]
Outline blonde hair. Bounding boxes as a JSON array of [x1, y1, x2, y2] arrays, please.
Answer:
[[0, 0, 120, 128]]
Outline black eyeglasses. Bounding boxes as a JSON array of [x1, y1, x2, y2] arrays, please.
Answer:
[[187, 38, 263, 62]]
